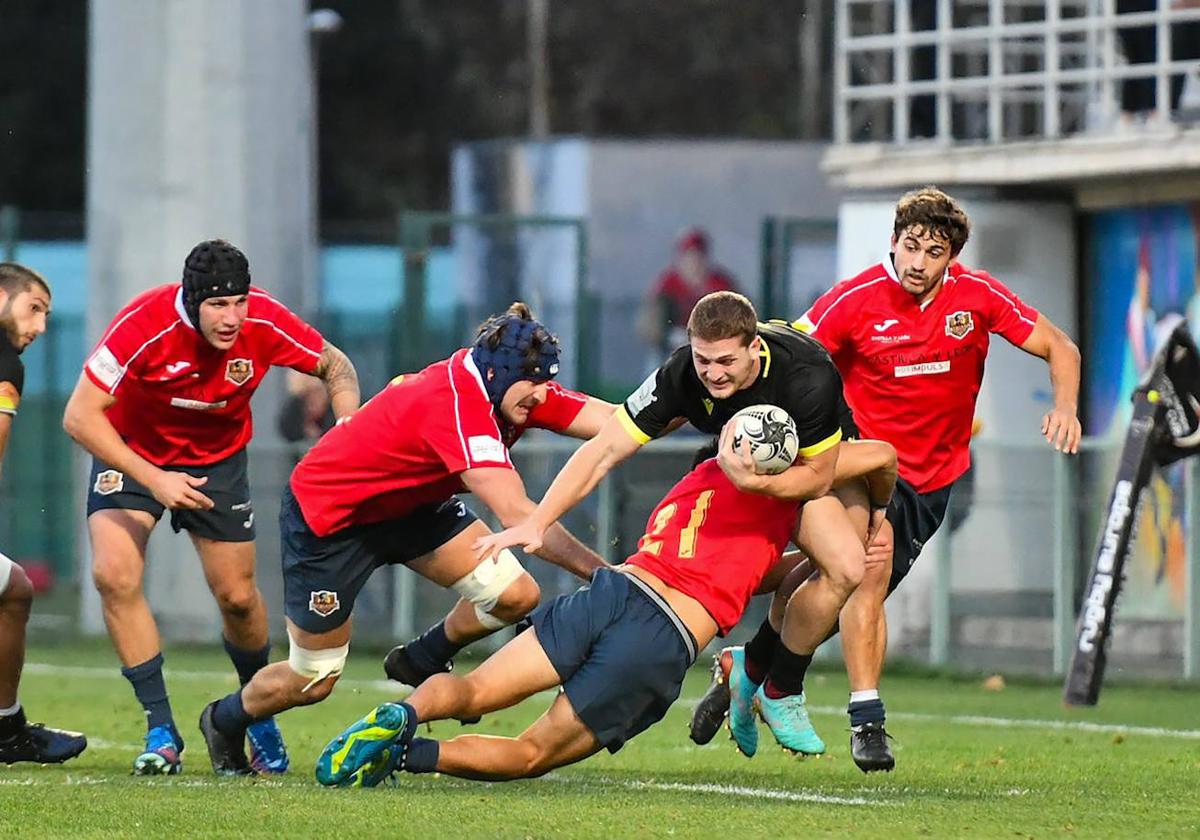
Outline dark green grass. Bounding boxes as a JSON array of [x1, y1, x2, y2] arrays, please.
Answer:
[[3, 642, 1198, 838]]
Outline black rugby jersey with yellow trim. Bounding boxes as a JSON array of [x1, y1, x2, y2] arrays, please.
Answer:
[[0, 332, 24, 416], [618, 321, 853, 458]]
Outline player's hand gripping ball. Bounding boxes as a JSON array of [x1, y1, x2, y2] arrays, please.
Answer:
[[730, 404, 799, 475]]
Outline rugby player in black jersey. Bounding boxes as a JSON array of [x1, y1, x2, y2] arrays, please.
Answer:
[[476, 291, 893, 757], [0, 263, 88, 766]]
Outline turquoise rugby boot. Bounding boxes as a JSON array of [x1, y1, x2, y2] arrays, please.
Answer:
[[754, 688, 826, 755], [315, 702, 410, 787], [339, 744, 405, 789], [725, 647, 760, 757]]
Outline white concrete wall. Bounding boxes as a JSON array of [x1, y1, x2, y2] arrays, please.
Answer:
[[81, 0, 315, 639]]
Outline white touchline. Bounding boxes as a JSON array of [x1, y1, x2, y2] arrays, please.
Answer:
[[536, 774, 888, 807], [676, 698, 1200, 740], [25, 664, 1199, 741]]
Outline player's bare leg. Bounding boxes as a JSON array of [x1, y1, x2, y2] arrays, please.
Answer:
[[0, 560, 88, 766], [88, 509, 159, 666], [89, 508, 185, 774], [434, 692, 602, 781], [0, 564, 32, 708], [384, 520, 540, 690], [749, 493, 865, 756], [201, 619, 351, 776], [838, 518, 896, 772], [194, 535, 287, 773]]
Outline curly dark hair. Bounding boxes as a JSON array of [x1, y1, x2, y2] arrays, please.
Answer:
[[893, 187, 971, 255], [474, 301, 560, 366]]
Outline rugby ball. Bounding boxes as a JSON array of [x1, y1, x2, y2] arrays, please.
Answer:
[[730, 404, 799, 475]]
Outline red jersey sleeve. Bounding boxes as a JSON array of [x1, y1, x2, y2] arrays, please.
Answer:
[[796, 280, 856, 354], [958, 267, 1039, 347], [246, 290, 324, 374], [429, 358, 515, 474], [84, 289, 171, 396], [526, 382, 588, 432]]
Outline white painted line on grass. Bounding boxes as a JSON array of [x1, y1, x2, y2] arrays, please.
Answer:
[[583, 776, 886, 807], [676, 698, 1200, 740], [27, 663, 1200, 741]]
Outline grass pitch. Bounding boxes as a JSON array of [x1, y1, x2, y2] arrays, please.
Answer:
[[3, 641, 1198, 838]]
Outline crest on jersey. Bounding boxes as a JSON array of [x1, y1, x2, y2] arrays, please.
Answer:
[[94, 469, 124, 496], [945, 311, 975, 340], [225, 358, 253, 386], [308, 590, 340, 617]]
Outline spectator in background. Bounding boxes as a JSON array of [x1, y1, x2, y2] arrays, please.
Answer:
[[637, 228, 737, 365]]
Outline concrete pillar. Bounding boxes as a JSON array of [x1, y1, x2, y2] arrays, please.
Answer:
[[80, 0, 315, 639]]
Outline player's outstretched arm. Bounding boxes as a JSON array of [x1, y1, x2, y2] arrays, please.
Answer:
[[0, 413, 12, 481], [1019, 314, 1082, 454], [462, 466, 608, 578], [310, 340, 361, 419], [834, 439, 897, 508], [559, 397, 617, 440], [62, 374, 213, 510], [473, 411, 643, 559]]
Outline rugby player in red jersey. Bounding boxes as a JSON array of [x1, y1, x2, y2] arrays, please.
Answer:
[[197, 303, 613, 776], [0, 263, 88, 767], [691, 187, 1081, 772], [313, 433, 897, 786], [62, 240, 360, 776]]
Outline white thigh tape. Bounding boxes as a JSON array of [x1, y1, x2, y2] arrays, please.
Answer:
[[0, 552, 12, 595], [287, 629, 349, 692], [451, 548, 525, 628]]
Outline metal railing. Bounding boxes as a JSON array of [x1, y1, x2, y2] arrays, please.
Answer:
[[835, 0, 1200, 146]]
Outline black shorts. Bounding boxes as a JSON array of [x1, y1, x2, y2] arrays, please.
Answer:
[[280, 485, 479, 634], [86, 449, 256, 543], [532, 568, 698, 754], [885, 476, 952, 594]]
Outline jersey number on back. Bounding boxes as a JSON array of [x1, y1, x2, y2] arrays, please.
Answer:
[[637, 490, 714, 560]]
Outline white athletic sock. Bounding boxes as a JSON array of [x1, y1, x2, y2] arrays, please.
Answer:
[[848, 689, 880, 704], [0, 701, 21, 717]]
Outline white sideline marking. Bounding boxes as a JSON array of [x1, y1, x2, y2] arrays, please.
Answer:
[[678, 697, 1200, 741], [548, 775, 885, 806], [26, 664, 1200, 741]]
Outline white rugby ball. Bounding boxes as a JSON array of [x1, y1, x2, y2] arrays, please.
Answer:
[[730, 404, 799, 475]]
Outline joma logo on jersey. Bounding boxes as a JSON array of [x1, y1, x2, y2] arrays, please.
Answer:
[[225, 358, 254, 385], [944, 311, 975, 340]]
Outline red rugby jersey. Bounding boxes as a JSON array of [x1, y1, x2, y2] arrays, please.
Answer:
[[290, 348, 588, 537], [83, 284, 324, 466], [799, 259, 1039, 492], [627, 459, 798, 635]]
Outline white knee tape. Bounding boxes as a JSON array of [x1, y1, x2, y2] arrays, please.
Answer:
[[287, 630, 349, 692], [452, 549, 526, 629], [0, 552, 12, 595]]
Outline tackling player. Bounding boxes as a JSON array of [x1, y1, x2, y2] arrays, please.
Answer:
[[475, 291, 891, 758], [0, 264, 88, 766], [62, 240, 360, 775], [196, 303, 613, 776], [314, 434, 897, 787], [690, 186, 1081, 771]]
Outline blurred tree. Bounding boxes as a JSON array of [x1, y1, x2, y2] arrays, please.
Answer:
[[0, 1, 832, 233]]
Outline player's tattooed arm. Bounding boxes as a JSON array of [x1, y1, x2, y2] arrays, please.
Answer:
[[312, 340, 361, 419]]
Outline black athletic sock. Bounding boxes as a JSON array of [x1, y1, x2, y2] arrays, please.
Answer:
[[404, 737, 440, 774], [212, 690, 255, 736], [0, 705, 26, 739], [743, 619, 780, 684], [848, 698, 886, 727], [405, 622, 464, 675], [762, 647, 813, 699], [223, 638, 270, 686], [122, 653, 176, 734]]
